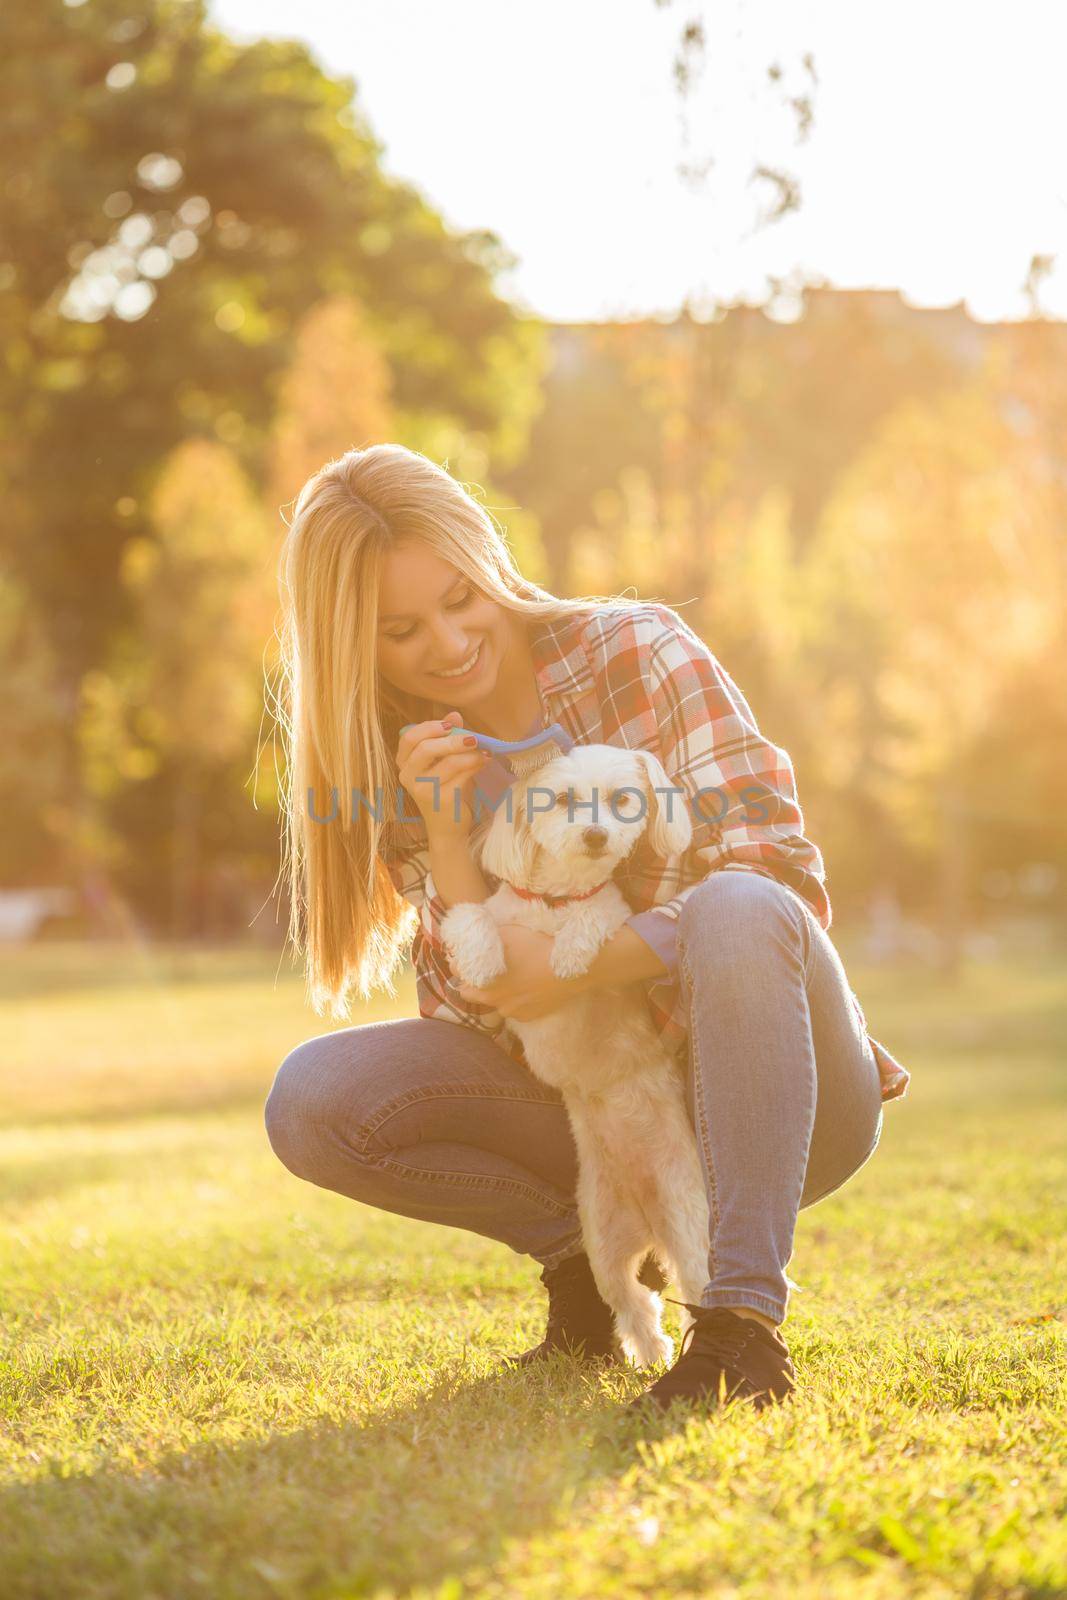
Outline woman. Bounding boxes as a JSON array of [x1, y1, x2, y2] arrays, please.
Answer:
[[264, 442, 909, 1415]]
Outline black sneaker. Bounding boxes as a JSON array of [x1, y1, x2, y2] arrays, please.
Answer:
[[507, 1251, 668, 1369], [627, 1302, 796, 1414]]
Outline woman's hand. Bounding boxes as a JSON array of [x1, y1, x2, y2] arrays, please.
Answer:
[[396, 711, 491, 842], [450, 925, 584, 1021]]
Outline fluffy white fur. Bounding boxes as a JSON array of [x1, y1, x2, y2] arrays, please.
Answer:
[[440, 743, 712, 1368]]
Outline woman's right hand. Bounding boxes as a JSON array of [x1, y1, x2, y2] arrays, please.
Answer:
[[396, 710, 491, 841]]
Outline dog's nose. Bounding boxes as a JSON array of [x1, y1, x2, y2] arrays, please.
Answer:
[[582, 825, 609, 850]]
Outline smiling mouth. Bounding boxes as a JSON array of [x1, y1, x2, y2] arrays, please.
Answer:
[[430, 639, 483, 679]]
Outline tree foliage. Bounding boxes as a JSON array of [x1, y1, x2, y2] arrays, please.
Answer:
[[0, 0, 544, 684]]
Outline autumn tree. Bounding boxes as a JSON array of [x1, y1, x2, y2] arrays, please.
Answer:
[[1, 0, 544, 695], [808, 375, 1063, 971], [81, 440, 275, 933], [0, 569, 69, 882], [268, 297, 395, 517]]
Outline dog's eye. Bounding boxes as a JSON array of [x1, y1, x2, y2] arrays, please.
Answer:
[[554, 792, 571, 809]]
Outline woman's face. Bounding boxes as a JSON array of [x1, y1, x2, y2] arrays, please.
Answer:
[[375, 541, 515, 709]]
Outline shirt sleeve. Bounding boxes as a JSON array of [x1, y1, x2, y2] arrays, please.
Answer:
[[382, 839, 510, 1042], [621, 603, 831, 939], [625, 906, 681, 978]]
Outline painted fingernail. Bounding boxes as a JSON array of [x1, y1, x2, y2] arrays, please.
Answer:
[[464, 735, 477, 746]]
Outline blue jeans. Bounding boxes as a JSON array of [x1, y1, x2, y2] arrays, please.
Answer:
[[264, 871, 884, 1324]]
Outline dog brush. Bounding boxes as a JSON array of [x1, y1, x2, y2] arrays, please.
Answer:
[[401, 720, 576, 777]]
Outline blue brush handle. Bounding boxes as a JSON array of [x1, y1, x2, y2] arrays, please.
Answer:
[[399, 721, 570, 757]]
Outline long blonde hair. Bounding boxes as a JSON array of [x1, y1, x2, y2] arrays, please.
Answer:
[[273, 442, 642, 1019]]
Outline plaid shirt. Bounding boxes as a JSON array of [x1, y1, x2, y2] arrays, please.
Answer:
[[382, 602, 910, 1104]]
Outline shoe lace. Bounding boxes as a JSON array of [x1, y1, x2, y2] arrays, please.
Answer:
[[662, 1297, 753, 1367]]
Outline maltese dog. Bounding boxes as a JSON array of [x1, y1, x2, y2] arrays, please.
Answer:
[[440, 743, 712, 1368]]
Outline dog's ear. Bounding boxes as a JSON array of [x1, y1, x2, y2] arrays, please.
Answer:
[[633, 750, 693, 858], [477, 788, 539, 885]]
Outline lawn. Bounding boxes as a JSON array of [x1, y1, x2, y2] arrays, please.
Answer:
[[1, 936, 1064, 1599]]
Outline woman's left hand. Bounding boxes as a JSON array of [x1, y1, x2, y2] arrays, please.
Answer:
[[450, 925, 583, 1021]]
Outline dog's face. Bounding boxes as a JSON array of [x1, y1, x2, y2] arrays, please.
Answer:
[[477, 744, 693, 894]]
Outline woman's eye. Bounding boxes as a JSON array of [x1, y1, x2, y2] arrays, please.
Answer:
[[384, 589, 472, 643]]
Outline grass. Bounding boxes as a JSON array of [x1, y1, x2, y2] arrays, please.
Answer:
[[1, 935, 1064, 1599]]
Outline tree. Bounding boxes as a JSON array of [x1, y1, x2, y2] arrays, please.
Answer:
[[268, 296, 396, 516], [0, 567, 70, 882], [81, 439, 274, 933], [808, 376, 1063, 972], [0, 0, 545, 690]]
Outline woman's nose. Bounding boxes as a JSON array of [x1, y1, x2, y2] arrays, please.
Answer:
[[426, 618, 470, 661]]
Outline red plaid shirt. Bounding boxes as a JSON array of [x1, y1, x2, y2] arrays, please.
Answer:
[[382, 602, 910, 1104]]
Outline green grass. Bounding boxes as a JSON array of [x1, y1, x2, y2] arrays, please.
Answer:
[[1, 937, 1065, 1599]]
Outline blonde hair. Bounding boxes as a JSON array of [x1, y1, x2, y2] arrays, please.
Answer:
[[272, 442, 642, 1019]]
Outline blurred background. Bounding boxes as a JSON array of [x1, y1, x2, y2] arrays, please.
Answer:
[[3, 0, 1066, 988]]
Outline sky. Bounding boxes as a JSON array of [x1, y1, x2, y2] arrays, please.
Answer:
[[211, 0, 1067, 325]]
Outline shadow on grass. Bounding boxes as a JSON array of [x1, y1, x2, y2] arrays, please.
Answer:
[[0, 1353, 673, 1600]]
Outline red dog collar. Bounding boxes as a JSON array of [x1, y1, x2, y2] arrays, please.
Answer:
[[505, 881, 607, 909]]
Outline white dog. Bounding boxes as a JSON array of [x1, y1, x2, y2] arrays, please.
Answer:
[[440, 743, 712, 1368]]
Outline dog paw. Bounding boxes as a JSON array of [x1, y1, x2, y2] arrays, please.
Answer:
[[549, 940, 596, 981], [618, 1325, 675, 1369], [620, 1330, 675, 1370], [642, 1331, 675, 1369], [440, 904, 506, 988]]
